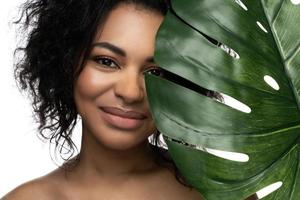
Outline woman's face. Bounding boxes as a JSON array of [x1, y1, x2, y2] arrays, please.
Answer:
[[74, 3, 164, 150]]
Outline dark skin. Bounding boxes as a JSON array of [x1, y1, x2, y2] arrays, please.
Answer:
[[2, 3, 258, 200], [2, 4, 203, 200]]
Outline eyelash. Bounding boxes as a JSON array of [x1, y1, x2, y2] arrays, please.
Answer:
[[90, 55, 164, 77], [91, 56, 119, 69], [145, 67, 164, 77]]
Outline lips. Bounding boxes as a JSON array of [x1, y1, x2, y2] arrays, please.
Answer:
[[99, 106, 148, 130], [100, 106, 147, 119]]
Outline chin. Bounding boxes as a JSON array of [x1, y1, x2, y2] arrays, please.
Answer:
[[106, 139, 150, 151], [84, 122, 154, 151]]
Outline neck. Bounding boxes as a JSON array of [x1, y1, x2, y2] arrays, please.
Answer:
[[68, 123, 159, 182]]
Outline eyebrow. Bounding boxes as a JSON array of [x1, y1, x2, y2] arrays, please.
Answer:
[[92, 42, 126, 57], [91, 42, 155, 63]]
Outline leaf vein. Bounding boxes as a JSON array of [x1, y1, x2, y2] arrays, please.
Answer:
[[289, 146, 300, 198], [260, 0, 300, 116], [207, 15, 276, 65], [285, 41, 300, 62], [271, 0, 285, 24], [160, 111, 300, 137], [164, 39, 294, 101]]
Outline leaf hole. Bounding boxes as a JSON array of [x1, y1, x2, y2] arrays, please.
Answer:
[[151, 69, 250, 114], [218, 43, 240, 59], [291, 0, 300, 5], [164, 135, 249, 162], [255, 181, 283, 199], [256, 21, 268, 33], [151, 68, 224, 102], [148, 132, 168, 149], [221, 93, 252, 113], [169, 5, 240, 60], [202, 147, 249, 162], [263, 75, 280, 90], [234, 0, 248, 11]]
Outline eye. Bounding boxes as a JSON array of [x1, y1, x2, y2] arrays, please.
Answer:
[[91, 56, 119, 69], [145, 67, 165, 77]]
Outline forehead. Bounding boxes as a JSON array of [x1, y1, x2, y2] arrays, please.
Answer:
[[92, 3, 164, 58]]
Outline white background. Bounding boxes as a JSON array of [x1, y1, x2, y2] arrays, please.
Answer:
[[0, 1, 81, 196]]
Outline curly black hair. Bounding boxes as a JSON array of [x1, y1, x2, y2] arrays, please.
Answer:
[[14, 0, 168, 158], [14, 0, 222, 188]]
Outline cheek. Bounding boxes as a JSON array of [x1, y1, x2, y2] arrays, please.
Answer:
[[74, 65, 113, 101]]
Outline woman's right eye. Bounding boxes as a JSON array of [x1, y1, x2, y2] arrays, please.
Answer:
[[91, 56, 119, 69]]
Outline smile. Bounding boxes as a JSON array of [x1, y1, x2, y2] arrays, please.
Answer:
[[99, 107, 146, 130]]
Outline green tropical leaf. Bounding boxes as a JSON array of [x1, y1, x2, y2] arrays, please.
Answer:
[[145, 0, 300, 199]]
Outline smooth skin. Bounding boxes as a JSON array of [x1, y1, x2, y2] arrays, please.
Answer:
[[2, 3, 204, 200]]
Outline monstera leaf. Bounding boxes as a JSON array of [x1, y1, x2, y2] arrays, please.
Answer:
[[145, 0, 300, 199]]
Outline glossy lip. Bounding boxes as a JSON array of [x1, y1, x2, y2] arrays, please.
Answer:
[[100, 106, 148, 119], [99, 106, 148, 130]]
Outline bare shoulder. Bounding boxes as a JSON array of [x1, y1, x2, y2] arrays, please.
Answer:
[[155, 167, 204, 200], [1, 171, 62, 200]]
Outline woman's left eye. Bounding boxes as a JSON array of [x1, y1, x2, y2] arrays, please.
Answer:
[[145, 67, 164, 77], [92, 56, 119, 69]]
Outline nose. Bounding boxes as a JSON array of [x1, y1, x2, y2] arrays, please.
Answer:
[[114, 70, 145, 104]]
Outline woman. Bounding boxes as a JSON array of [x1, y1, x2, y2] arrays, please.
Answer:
[[2, 0, 204, 199]]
